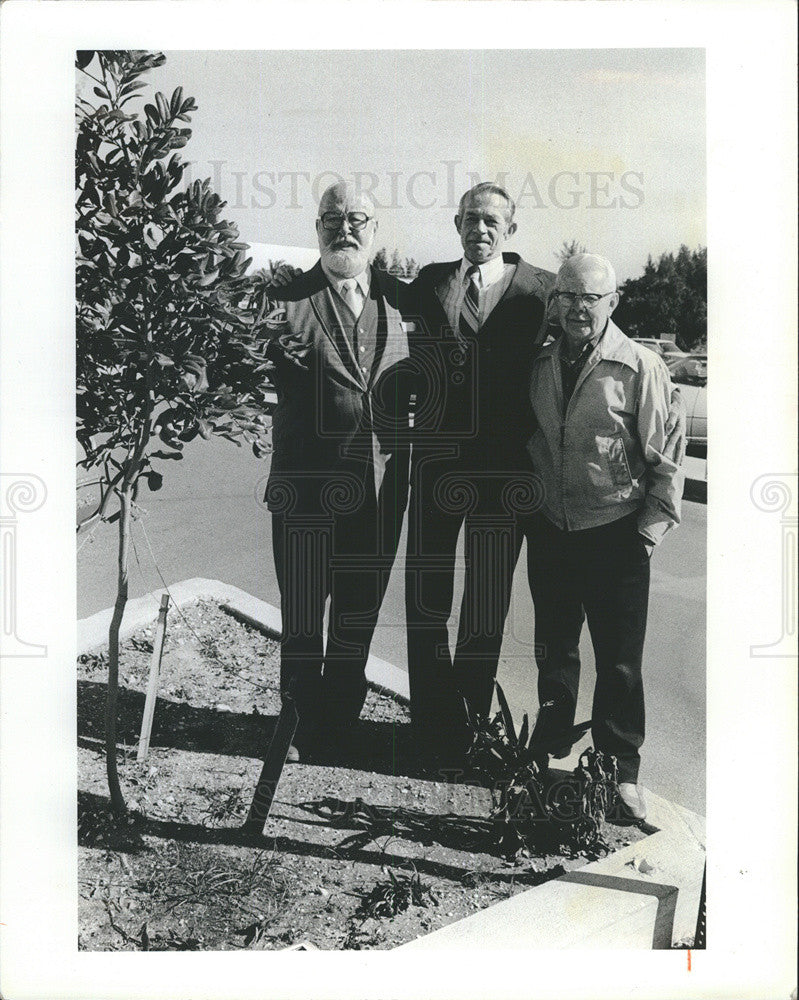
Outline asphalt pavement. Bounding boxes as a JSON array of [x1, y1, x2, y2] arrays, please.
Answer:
[[77, 435, 706, 814]]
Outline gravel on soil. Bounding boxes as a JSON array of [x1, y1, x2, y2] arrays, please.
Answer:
[[78, 599, 645, 951]]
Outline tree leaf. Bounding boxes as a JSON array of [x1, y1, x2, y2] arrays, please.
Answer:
[[155, 91, 169, 121]]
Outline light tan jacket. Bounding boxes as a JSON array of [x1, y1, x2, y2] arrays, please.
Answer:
[[528, 320, 683, 544]]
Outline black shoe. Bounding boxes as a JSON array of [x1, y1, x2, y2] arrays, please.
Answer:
[[285, 715, 321, 764]]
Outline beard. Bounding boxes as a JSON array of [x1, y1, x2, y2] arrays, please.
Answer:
[[321, 244, 371, 278]]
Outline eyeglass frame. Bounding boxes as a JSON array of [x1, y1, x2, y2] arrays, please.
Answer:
[[318, 211, 373, 232], [554, 290, 616, 307]]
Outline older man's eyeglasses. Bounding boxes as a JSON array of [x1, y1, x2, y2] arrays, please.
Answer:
[[555, 291, 615, 307], [319, 212, 372, 231]]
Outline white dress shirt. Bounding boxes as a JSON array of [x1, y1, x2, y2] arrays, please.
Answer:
[[437, 255, 515, 332]]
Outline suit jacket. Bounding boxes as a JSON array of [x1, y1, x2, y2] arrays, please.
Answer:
[[408, 252, 555, 471], [264, 261, 414, 517]]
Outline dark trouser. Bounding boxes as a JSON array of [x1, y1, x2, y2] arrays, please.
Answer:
[[405, 450, 536, 754], [526, 511, 650, 784], [271, 473, 405, 734]]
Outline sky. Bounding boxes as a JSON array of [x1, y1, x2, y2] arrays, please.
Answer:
[[132, 48, 705, 281]]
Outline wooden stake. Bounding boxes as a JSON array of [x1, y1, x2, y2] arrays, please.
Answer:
[[137, 593, 170, 762]]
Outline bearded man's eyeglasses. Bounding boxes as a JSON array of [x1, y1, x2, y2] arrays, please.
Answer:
[[319, 212, 372, 231]]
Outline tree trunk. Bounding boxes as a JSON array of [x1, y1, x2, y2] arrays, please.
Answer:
[[105, 484, 132, 814]]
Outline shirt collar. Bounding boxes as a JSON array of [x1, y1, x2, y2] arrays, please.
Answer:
[[559, 326, 606, 363], [542, 320, 639, 373], [321, 262, 371, 297], [459, 254, 505, 289]]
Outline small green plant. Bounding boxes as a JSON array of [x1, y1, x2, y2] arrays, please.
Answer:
[[199, 786, 247, 828], [466, 682, 616, 858], [357, 865, 437, 919]]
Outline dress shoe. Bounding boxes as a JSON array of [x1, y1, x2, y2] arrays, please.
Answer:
[[285, 716, 321, 764], [617, 782, 647, 822]]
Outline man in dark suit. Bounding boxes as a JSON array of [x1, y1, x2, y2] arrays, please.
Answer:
[[405, 182, 555, 763], [263, 182, 413, 759], [405, 182, 685, 773]]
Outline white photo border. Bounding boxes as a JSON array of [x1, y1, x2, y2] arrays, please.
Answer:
[[1, 2, 796, 998]]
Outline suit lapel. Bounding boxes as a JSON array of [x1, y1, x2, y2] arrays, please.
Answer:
[[368, 289, 388, 385], [419, 261, 458, 336], [370, 267, 410, 385], [479, 255, 552, 343]]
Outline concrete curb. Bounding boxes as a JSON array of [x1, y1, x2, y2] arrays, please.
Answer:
[[77, 578, 705, 949], [77, 577, 409, 700], [400, 778, 705, 949]]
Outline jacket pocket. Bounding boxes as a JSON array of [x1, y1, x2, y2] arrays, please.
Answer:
[[597, 434, 633, 492]]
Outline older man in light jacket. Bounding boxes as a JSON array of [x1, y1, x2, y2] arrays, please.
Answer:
[[527, 253, 683, 821]]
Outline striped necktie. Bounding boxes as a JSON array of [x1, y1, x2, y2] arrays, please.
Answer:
[[458, 265, 480, 342]]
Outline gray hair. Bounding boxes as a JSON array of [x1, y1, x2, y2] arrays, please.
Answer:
[[458, 182, 516, 223]]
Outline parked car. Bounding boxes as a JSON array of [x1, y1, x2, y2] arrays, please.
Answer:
[[630, 338, 688, 365], [659, 344, 689, 364], [668, 354, 707, 455]]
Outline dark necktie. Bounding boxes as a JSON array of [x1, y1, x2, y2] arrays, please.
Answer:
[[458, 265, 480, 343]]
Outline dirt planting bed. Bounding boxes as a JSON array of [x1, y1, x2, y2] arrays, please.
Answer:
[[78, 599, 643, 950]]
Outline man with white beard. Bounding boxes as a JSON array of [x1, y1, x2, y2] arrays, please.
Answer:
[[261, 182, 414, 760]]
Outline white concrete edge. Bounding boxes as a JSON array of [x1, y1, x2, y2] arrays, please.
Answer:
[[77, 578, 705, 948], [399, 821, 705, 949], [77, 577, 410, 701]]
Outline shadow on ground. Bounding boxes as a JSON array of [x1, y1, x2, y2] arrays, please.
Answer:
[[78, 680, 430, 779], [77, 789, 557, 890]]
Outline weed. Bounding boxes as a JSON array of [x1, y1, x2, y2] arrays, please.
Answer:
[[466, 682, 617, 858], [78, 651, 107, 672], [198, 636, 228, 668], [565, 747, 618, 851], [356, 865, 437, 919], [134, 847, 284, 915], [198, 786, 247, 827], [128, 637, 154, 654]]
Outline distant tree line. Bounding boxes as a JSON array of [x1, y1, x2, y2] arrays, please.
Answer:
[[373, 247, 420, 280], [614, 246, 707, 351]]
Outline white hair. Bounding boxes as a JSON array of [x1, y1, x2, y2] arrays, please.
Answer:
[[557, 252, 617, 291]]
